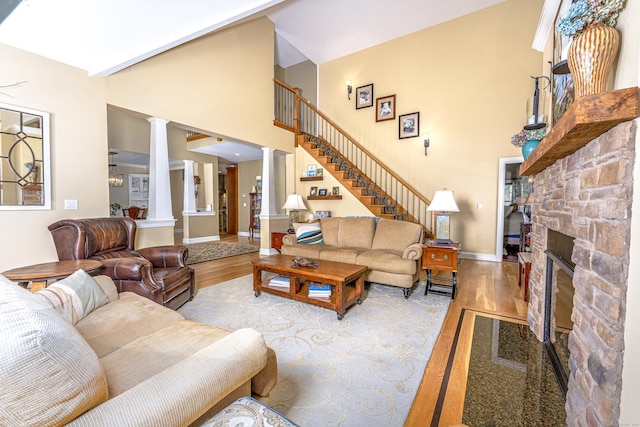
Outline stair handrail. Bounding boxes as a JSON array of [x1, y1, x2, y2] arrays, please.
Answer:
[[274, 78, 431, 211]]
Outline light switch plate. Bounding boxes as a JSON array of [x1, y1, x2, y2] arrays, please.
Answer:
[[64, 199, 78, 209]]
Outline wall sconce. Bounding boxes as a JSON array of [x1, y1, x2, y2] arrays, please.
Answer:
[[346, 80, 353, 100], [423, 133, 430, 156]]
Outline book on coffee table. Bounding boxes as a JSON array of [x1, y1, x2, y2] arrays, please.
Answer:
[[269, 275, 290, 289], [308, 282, 331, 298]]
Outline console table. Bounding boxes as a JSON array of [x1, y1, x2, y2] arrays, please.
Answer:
[[422, 240, 461, 300], [2, 260, 103, 292]]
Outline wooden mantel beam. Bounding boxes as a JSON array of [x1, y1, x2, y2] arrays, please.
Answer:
[[520, 87, 639, 176]]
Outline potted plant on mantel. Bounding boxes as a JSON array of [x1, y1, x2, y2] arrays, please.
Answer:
[[511, 128, 547, 160], [557, 0, 627, 98]]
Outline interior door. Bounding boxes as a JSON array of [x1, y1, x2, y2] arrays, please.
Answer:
[[226, 166, 238, 234]]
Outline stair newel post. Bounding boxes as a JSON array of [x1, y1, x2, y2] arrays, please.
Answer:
[[293, 87, 301, 146]]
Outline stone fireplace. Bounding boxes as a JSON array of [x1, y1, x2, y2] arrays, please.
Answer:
[[526, 121, 636, 425]]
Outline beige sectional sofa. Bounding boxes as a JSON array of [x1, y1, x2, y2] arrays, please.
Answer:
[[281, 217, 424, 298], [0, 272, 277, 427]]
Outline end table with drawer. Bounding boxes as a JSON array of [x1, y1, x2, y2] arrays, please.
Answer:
[[422, 240, 461, 300], [271, 231, 295, 252]]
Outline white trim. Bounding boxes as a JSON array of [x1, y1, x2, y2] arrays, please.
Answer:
[[461, 251, 501, 262], [260, 248, 279, 256], [182, 235, 220, 244], [238, 231, 260, 238], [182, 211, 216, 217], [532, 0, 562, 52], [259, 213, 289, 221], [496, 157, 524, 262], [135, 218, 176, 228]]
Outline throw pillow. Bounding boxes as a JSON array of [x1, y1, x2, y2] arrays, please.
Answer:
[[0, 275, 108, 426], [294, 222, 324, 245], [36, 269, 109, 325]]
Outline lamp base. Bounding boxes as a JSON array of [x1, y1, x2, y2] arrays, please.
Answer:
[[434, 239, 453, 245]]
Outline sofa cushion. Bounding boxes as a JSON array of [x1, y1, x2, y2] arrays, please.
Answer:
[[281, 243, 327, 258], [337, 217, 376, 249], [35, 269, 109, 325], [371, 218, 423, 252], [294, 222, 324, 245], [356, 250, 418, 275], [319, 248, 363, 264], [0, 275, 108, 426], [319, 217, 341, 246], [100, 320, 232, 397], [75, 292, 184, 358]]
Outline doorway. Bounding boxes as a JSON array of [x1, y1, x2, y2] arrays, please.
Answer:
[[496, 157, 527, 262]]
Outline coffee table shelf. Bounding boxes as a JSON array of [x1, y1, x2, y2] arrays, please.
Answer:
[[252, 255, 366, 320]]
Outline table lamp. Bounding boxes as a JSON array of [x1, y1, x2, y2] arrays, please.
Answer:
[[427, 189, 460, 245], [282, 194, 307, 232]]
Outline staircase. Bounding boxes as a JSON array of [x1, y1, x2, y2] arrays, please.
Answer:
[[274, 79, 432, 235]]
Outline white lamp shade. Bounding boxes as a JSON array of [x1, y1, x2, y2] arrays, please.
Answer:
[[427, 190, 459, 212], [282, 194, 307, 211]]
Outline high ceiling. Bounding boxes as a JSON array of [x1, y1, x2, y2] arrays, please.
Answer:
[[0, 0, 506, 164]]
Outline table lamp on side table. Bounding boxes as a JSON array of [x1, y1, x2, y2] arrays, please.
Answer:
[[427, 189, 460, 245], [282, 194, 307, 232]]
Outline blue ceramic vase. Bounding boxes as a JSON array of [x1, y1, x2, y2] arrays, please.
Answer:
[[522, 139, 540, 160]]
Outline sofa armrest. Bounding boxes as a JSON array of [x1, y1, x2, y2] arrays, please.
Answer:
[[282, 234, 296, 245], [403, 243, 423, 261], [66, 328, 269, 427], [137, 246, 188, 268]]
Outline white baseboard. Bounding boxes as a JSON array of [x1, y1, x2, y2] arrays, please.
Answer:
[[461, 251, 502, 262], [238, 231, 260, 238], [182, 235, 221, 244]]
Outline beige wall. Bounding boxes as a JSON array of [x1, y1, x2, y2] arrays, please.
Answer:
[[318, 0, 544, 255], [106, 17, 292, 154], [0, 43, 108, 271], [282, 60, 318, 106]]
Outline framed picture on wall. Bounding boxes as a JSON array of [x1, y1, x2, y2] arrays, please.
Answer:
[[376, 95, 396, 122], [399, 112, 420, 139], [356, 84, 374, 109]]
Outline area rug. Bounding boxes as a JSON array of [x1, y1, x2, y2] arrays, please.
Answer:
[[178, 275, 451, 426], [185, 241, 259, 265]]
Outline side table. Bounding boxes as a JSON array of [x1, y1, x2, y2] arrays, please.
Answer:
[[422, 240, 461, 300], [2, 259, 103, 292], [518, 252, 532, 301], [271, 231, 294, 252]]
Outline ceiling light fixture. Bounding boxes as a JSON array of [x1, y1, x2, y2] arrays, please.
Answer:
[[108, 151, 124, 187]]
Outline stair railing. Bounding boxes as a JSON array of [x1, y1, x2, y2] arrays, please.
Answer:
[[274, 78, 432, 231]]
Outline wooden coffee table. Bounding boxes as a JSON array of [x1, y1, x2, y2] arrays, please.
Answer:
[[2, 259, 103, 292], [252, 255, 367, 320]]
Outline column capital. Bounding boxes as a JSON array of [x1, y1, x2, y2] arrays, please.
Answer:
[[147, 117, 170, 125]]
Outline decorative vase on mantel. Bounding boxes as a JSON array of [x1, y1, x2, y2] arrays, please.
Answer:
[[567, 22, 620, 98], [522, 139, 541, 160]]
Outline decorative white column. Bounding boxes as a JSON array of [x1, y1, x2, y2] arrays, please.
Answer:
[[183, 160, 197, 214], [260, 147, 277, 216], [146, 117, 174, 222]]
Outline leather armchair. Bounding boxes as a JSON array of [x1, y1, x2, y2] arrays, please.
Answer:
[[48, 217, 195, 310]]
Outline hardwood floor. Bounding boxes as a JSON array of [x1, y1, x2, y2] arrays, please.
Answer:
[[184, 234, 528, 426]]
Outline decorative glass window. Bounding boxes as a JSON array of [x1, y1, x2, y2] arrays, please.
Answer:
[[0, 103, 51, 209]]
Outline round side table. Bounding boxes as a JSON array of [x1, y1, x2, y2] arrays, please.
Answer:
[[2, 259, 103, 292]]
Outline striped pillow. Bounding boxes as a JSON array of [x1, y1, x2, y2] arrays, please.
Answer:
[[36, 269, 109, 325], [294, 222, 324, 245]]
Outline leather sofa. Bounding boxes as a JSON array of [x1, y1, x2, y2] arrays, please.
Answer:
[[0, 273, 277, 426], [48, 217, 195, 310], [281, 217, 424, 298]]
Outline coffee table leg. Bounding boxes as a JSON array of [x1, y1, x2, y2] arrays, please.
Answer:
[[253, 266, 261, 297], [335, 282, 344, 320]]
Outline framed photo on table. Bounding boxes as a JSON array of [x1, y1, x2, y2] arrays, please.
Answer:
[[399, 112, 420, 139], [356, 84, 374, 109], [376, 95, 396, 122]]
